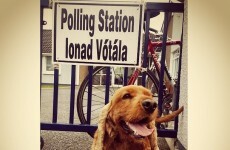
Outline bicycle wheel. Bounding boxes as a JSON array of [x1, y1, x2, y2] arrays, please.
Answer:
[[76, 66, 159, 137]]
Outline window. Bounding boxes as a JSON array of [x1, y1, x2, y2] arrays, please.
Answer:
[[170, 48, 180, 79], [111, 67, 124, 86], [42, 54, 60, 75], [46, 56, 54, 72], [93, 67, 124, 86], [93, 69, 107, 85]]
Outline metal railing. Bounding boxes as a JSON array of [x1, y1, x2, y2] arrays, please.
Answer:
[[41, 0, 184, 139]]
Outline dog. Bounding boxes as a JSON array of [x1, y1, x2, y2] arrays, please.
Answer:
[[92, 85, 183, 150]]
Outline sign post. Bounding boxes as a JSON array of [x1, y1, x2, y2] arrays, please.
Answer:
[[53, 1, 144, 67]]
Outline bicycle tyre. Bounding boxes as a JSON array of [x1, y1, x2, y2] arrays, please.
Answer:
[[76, 66, 159, 137]]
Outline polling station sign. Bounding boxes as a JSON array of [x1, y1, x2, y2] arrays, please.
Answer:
[[53, 1, 144, 66]]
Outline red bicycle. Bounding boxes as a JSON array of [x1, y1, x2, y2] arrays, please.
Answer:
[[76, 12, 182, 136]]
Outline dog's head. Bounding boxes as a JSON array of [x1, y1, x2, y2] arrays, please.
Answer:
[[106, 85, 158, 139], [92, 85, 158, 149]]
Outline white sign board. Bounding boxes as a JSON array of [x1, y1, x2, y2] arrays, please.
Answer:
[[53, 1, 144, 66]]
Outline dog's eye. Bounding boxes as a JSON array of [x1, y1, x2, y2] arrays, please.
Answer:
[[122, 93, 132, 99]]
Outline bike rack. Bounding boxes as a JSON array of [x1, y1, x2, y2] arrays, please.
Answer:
[[41, 0, 184, 141]]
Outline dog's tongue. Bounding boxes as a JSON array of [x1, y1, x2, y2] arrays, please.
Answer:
[[127, 122, 154, 137]]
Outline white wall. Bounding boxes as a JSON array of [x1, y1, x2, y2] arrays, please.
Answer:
[[42, 8, 79, 85], [178, 0, 188, 149], [41, 56, 80, 85]]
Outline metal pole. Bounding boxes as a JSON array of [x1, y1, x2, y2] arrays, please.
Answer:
[[105, 67, 110, 104], [142, 11, 150, 86], [124, 67, 128, 86], [69, 65, 76, 124], [86, 66, 93, 124], [158, 12, 169, 115], [52, 64, 59, 123]]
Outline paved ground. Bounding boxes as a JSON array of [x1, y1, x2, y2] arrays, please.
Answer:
[[41, 130, 170, 150], [41, 87, 170, 150], [41, 131, 93, 150]]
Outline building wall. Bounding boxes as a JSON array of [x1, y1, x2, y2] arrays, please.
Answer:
[[166, 13, 173, 68], [178, 0, 188, 149], [165, 7, 187, 150], [41, 58, 80, 85], [167, 12, 183, 74], [41, 8, 82, 85]]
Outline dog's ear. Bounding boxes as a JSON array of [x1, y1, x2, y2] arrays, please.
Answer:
[[92, 102, 112, 150]]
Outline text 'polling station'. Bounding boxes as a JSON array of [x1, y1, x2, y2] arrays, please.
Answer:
[[59, 7, 138, 62]]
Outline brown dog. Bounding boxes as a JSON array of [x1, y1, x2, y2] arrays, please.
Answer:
[[92, 85, 183, 150]]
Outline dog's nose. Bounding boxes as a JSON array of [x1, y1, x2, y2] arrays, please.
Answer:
[[142, 99, 157, 113]]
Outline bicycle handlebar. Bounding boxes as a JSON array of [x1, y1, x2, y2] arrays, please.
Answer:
[[149, 27, 158, 33], [151, 40, 181, 47], [147, 40, 181, 53]]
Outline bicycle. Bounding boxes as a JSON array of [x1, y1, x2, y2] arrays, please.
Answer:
[[76, 12, 181, 137]]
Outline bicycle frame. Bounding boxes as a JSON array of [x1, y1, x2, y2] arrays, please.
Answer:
[[127, 37, 181, 95]]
